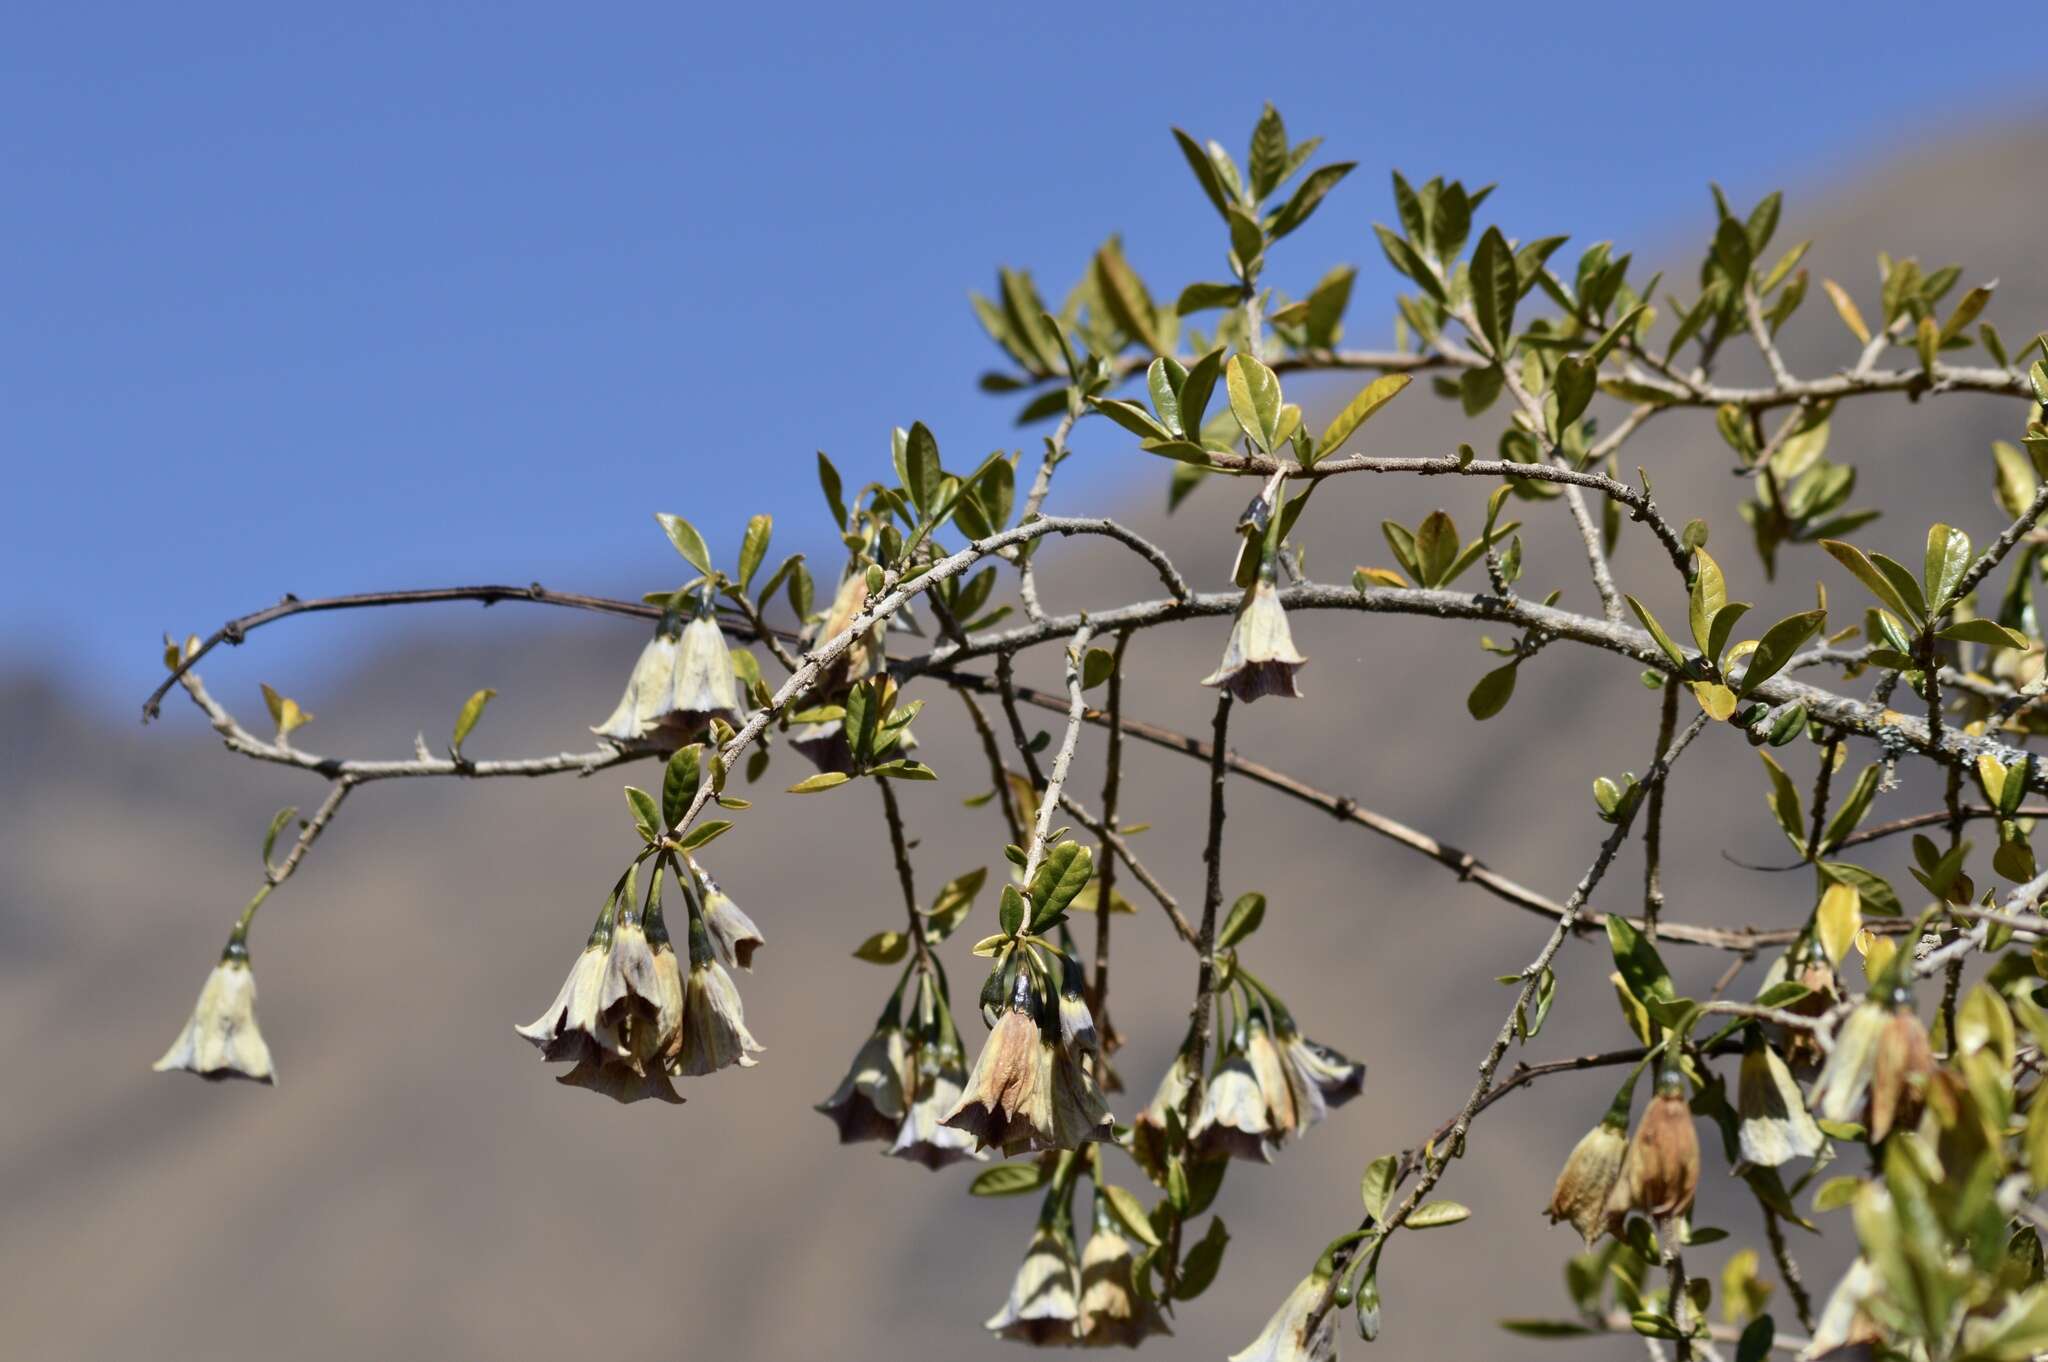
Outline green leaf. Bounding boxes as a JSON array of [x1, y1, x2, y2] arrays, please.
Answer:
[[1607, 915, 1675, 1004], [261, 806, 299, 866], [1923, 523, 1972, 609], [1313, 373, 1410, 460], [998, 883, 1026, 937], [1939, 617, 2030, 649], [450, 687, 496, 757], [1625, 594, 1690, 668], [1080, 646, 1116, 690], [736, 515, 772, 591], [624, 786, 661, 842], [1361, 1154, 1398, 1221], [1268, 162, 1353, 240], [1819, 764, 1881, 853], [1216, 892, 1266, 948], [1687, 549, 1729, 656], [852, 930, 909, 964], [1101, 1183, 1163, 1248], [1174, 1217, 1230, 1300], [1248, 103, 1288, 201], [1467, 662, 1518, 720], [1407, 1200, 1470, 1229], [1170, 127, 1232, 219], [656, 513, 713, 576], [970, 1163, 1048, 1197], [1413, 510, 1458, 587], [1818, 862, 1902, 916], [1758, 750, 1805, 851], [1029, 842, 1094, 927], [1175, 281, 1242, 316], [1226, 354, 1283, 451], [1498, 1320, 1600, 1339], [662, 745, 703, 829], [1821, 539, 1922, 624], [1088, 396, 1174, 442], [787, 771, 851, 793], [675, 820, 732, 851], [1738, 609, 1825, 697], [1470, 226, 1518, 354], [1553, 356, 1595, 430]]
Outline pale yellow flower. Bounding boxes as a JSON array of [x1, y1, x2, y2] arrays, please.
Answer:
[[1229, 1272, 1336, 1362], [891, 1036, 986, 1169], [1077, 1221, 1172, 1347], [1544, 1120, 1627, 1245], [153, 945, 275, 1084], [689, 859, 765, 972], [1202, 578, 1306, 702], [815, 1022, 912, 1144], [1738, 1038, 1823, 1166], [986, 1225, 1081, 1346], [667, 955, 764, 1076], [1190, 1050, 1277, 1163]]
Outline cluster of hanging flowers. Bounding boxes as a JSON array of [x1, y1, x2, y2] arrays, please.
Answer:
[[814, 966, 984, 1169], [985, 1180, 1176, 1348], [591, 593, 745, 746], [516, 854, 763, 1104]]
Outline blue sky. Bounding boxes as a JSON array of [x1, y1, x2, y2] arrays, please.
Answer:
[[6, 2, 2034, 703]]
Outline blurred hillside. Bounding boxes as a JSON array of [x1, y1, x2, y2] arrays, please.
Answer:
[[4, 124, 2046, 1360]]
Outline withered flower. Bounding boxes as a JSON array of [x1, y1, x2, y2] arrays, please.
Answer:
[[1604, 1069, 1699, 1230], [1268, 1004, 1365, 1140], [556, 1055, 684, 1105], [945, 973, 1054, 1155], [1868, 999, 1934, 1142], [815, 997, 912, 1145], [1050, 1035, 1116, 1149], [153, 934, 276, 1084], [1130, 1046, 1197, 1184], [986, 1223, 1082, 1346], [811, 567, 885, 687], [1228, 1272, 1337, 1362], [1244, 1013, 1302, 1140], [688, 857, 765, 971], [1077, 1210, 1172, 1348], [1201, 577, 1307, 703], [1544, 1119, 1628, 1245], [1737, 1034, 1823, 1166]]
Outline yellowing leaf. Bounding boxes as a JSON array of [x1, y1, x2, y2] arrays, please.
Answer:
[[1816, 882, 1861, 966]]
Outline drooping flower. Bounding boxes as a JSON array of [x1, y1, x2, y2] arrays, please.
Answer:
[[1202, 577, 1307, 703], [665, 888, 764, 1076], [815, 1004, 912, 1144], [515, 896, 622, 1064], [986, 1223, 1082, 1346], [688, 857, 765, 971], [1049, 1036, 1116, 1149], [945, 975, 1054, 1155], [1738, 1034, 1824, 1166], [1077, 1212, 1172, 1348], [891, 1031, 986, 1169], [1811, 995, 1888, 1128], [1057, 951, 1099, 1060], [1190, 1037, 1278, 1163], [667, 595, 743, 729], [1244, 1013, 1302, 1140], [556, 1054, 684, 1105], [1130, 1046, 1197, 1184], [1276, 1027, 1366, 1133], [591, 599, 744, 745], [153, 935, 276, 1084], [810, 567, 885, 688], [1868, 1002, 1934, 1142], [1544, 1119, 1628, 1245], [1228, 1272, 1337, 1362], [1604, 1070, 1700, 1230]]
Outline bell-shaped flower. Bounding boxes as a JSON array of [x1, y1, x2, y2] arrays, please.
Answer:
[[667, 596, 743, 729], [1077, 1214, 1172, 1348], [689, 858, 765, 971], [1738, 1035, 1824, 1166], [1811, 996, 1891, 1130], [1202, 577, 1307, 703], [665, 901, 764, 1076], [591, 614, 685, 744], [1544, 1119, 1627, 1245], [1604, 1072, 1699, 1230], [1276, 1026, 1366, 1132], [986, 1223, 1082, 1346], [1228, 1272, 1337, 1362], [891, 1033, 986, 1169], [815, 1002, 912, 1144], [1050, 1038, 1116, 1149], [515, 904, 621, 1064], [811, 568, 884, 688], [556, 1054, 684, 1105], [944, 977, 1055, 1155], [1130, 1046, 1196, 1183], [1190, 1038, 1278, 1163], [1868, 1002, 1934, 1142], [153, 937, 276, 1084]]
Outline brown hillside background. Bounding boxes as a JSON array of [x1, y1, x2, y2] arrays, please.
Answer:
[[6, 126, 2045, 1359]]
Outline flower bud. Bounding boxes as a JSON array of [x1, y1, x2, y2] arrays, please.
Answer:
[[1201, 578, 1307, 703], [1544, 1119, 1627, 1245], [688, 858, 765, 972], [665, 897, 764, 1076]]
